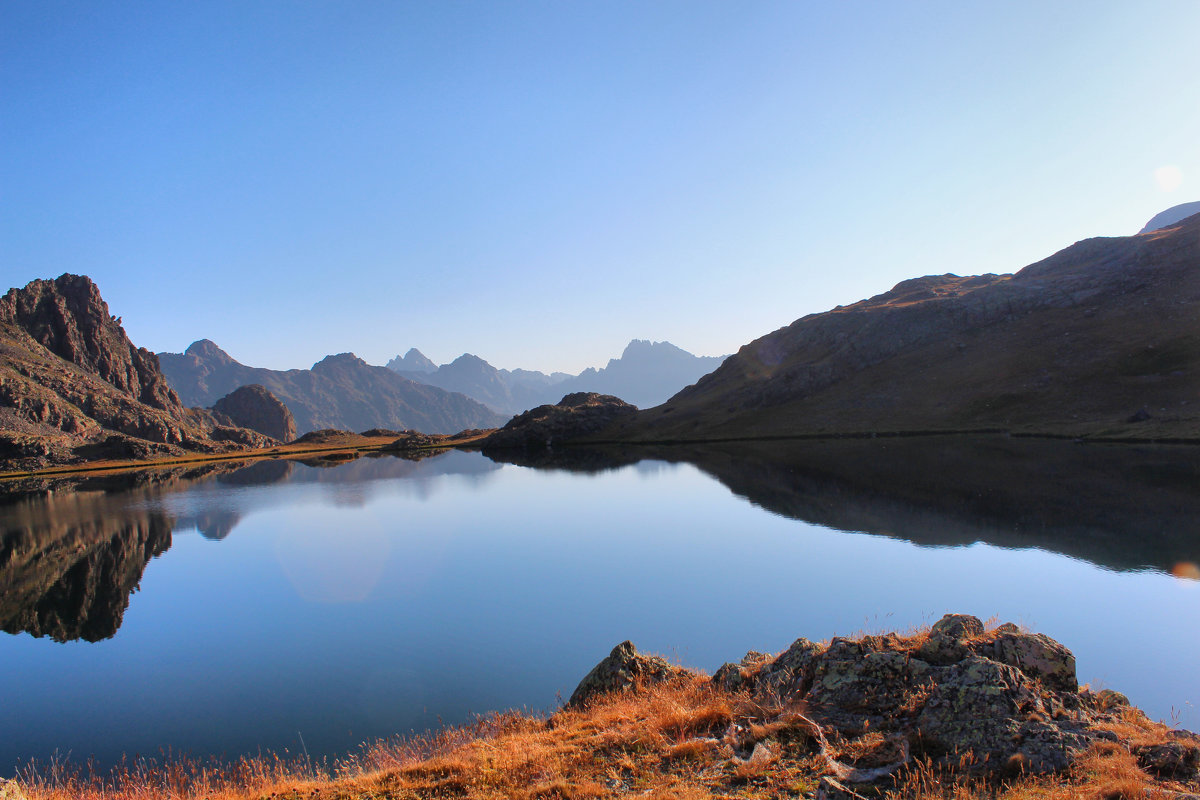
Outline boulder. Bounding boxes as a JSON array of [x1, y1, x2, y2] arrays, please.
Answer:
[[211, 384, 296, 442], [568, 641, 680, 708], [709, 614, 1113, 776]]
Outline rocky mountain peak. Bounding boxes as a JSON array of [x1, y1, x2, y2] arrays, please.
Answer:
[[0, 273, 181, 412], [184, 339, 235, 364], [386, 348, 437, 373], [311, 352, 369, 372]]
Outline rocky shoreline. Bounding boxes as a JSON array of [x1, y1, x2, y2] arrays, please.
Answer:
[[8, 614, 1196, 799]]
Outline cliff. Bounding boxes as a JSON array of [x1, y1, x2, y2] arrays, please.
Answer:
[[0, 275, 276, 471]]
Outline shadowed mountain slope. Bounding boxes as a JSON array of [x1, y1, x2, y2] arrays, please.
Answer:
[[613, 211, 1200, 442], [158, 342, 505, 435], [0, 275, 275, 471]]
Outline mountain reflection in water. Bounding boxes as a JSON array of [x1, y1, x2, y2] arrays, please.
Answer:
[[487, 436, 1200, 575], [1, 437, 1198, 772], [5, 436, 1197, 645], [0, 450, 500, 641]]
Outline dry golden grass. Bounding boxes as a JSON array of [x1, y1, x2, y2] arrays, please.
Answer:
[[12, 645, 1193, 800]]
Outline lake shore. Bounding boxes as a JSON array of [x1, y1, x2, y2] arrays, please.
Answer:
[[7, 615, 1198, 800], [6, 421, 1200, 485]]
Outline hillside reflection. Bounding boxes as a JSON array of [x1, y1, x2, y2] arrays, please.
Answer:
[[487, 436, 1200, 575], [0, 450, 499, 641]]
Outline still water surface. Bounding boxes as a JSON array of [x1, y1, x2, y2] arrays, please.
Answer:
[[1, 440, 1198, 774]]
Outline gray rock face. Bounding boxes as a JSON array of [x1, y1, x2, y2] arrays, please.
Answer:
[[211, 384, 297, 442], [568, 640, 680, 708], [702, 614, 1132, 776], [480, 392, 637, 451]]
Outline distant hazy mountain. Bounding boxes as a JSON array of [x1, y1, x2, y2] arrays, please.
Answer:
[[387, 340, 725, 413], [1140, 201, 1200, 233], [390, 353, 557, 415], [548, 340, 727, 409], [158, 341, 505, 435], [386, 347, 437, 373]]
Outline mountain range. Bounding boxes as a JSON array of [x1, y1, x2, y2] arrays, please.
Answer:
[[158, 341, 506, 435], [602, 205, 1200, 443], [388, 339, 727, 414]]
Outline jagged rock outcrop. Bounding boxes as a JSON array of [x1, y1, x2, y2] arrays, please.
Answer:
[[212, 384, 296, 442], [0, 275, 275, 470], [707, 614, 1166, 776], [480, 393, 636, 451], [617, 211, 1200, 442], [568, 640, 682, 708], [1, 274, 180, 411], [386, 347, 437, 373], [577, 615, 1200, 783], [158, 341, 505, 435]]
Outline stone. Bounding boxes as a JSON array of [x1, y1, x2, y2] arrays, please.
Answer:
[[567, 641, 679, 708], [930, 613, 985, 640], [1134, 733, 1200, 780], [755, 636, 824, 700], [984, 630, 1077, 692], [0, 779, 28, 800]]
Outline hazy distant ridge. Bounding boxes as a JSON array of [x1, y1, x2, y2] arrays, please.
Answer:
[[388, 340, 726, 413], [158, 341, 505, 435]]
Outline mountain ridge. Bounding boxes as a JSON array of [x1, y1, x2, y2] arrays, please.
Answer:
[[604, 210, 1200, 442], [158, 341, 505, 435], [389, 339, 726, 414]]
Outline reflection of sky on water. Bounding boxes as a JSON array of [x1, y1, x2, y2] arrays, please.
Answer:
[[1, 450, 1197, 775]]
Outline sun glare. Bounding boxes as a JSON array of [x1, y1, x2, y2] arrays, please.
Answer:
[[1154, 164, 1184, 192]]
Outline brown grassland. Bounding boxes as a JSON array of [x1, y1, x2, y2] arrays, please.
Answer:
[[5, 627, 1190, 800]]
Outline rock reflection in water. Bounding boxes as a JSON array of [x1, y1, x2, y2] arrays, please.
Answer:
[[0, 449, 502, 642]]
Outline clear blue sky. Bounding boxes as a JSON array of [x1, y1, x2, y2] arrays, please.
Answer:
[[3, 1, 1199, 373]]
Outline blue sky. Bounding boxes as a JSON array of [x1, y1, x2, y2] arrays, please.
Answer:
[[3, 1, 1199, 373]]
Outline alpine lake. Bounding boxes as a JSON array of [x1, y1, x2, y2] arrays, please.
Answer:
[[2, 436, 1198, 776]]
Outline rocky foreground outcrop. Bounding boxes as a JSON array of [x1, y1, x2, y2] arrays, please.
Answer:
[[0, 274, 276, 471], [570, 614, 1200, 788], [480, 392, 636, 450], [211, 384, 297, 442]]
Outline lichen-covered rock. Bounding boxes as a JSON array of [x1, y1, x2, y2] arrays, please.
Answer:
[[931, 613, 986, 640], [1134, 732, 1200, 780], [984, 629, 1077, 692], [755, 636, 823, 698], [568, 640, 679, 708], [704, 614, 1148, 778]]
